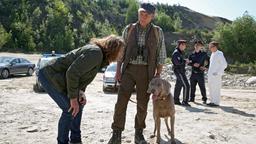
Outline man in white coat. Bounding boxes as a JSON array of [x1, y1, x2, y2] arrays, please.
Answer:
[[207, 41, 227, 106]]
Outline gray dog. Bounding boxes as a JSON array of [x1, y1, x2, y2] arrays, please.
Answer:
[[147, 78, 176, 144]]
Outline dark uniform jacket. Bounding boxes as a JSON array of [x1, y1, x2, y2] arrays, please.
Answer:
[[172, 48, 186, 73], [41, 44, 108, 99], [188, 51, 209, 74]]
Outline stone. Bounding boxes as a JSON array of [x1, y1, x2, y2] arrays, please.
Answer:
[[246, 77, 256, 84]]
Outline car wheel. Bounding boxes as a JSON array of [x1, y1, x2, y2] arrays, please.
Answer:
[[33, 83, 44, 93], [103, 85, 107, 93], [33, 84, 39, 92], [114, 86, 118, 92], [27, 68, 34, 76], [1, 69, 9, 79], [37, 84, 44, 92]]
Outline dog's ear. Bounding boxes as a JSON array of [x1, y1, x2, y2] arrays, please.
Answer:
[[147, 80, 153, 93], [163, 80, 171, 94], [163, 79, 171, 88]]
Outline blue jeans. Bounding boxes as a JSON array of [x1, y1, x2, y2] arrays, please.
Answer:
[[38, 70, 83, 144]]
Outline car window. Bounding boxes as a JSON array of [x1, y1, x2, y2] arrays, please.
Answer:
[[106, 64, 117, 72], [0, 57, 13, 63], [20, 58, 30, 63], [12, 58, 20, 64], [39, 57, 56, 68]]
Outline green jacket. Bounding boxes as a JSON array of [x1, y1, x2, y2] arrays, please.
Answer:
[[41, 44, 107, 99]]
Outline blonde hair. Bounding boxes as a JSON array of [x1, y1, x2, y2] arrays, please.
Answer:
[[90, 35, 124, 63]]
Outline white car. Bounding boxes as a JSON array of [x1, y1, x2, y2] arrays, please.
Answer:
[[103, 62, 119, 92], [34, 53, 63, 92]]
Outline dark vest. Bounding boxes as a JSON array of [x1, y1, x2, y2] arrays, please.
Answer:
[[122, 23, 159, 81]]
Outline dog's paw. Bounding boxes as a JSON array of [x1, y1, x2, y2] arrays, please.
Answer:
[[150, 134, 155, 138], [171, 140, 176, 144]]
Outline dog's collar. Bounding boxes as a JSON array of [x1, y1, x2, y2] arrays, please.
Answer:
[[153, 93, 171, 101]]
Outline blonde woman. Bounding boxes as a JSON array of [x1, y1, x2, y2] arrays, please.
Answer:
[[38, 35, 124, 144]]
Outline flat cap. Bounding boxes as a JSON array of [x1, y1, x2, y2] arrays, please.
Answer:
[[138, 3, 156, 14]]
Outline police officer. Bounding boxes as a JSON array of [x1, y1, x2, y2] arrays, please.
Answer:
[[188, 40, 209, 104], [172, 40, 190, 106]]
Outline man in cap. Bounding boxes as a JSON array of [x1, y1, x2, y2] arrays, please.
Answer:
[[207, 41, 227, 106], [108, 2, 167, 144], [188, 40, 209, 104], [172, 40, 191, 106]]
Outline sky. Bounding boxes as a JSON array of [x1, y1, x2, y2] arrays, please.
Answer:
[[140, 0, 256, 20]]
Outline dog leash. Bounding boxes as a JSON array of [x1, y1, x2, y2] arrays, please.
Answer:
[[129, 98, 147, 111], [115, 81, 147, 111]]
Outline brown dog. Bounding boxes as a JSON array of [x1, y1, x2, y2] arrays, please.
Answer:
[[147, 78, 176, 144]]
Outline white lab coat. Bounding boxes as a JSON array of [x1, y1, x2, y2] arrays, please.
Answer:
[[208, 50, 227, 105]]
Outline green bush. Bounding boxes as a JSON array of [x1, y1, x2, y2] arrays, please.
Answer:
[[155, 11, 174, 32], [0, 24, 11, 49], [213, 13, 256, 63], [226, 63, 256, 75], [165, 57, 172, 64]]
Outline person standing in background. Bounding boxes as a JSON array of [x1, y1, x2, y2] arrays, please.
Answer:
[[188, 40, 209, 104], [172, 40, 191, 106], [207, 41, 227, 106]]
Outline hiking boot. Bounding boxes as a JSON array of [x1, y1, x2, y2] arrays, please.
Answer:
[[108, 129, 122, 144], [134, 129, 147, 144]]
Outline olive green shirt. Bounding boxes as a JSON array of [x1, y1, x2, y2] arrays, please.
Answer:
[[41, 44, 107, 99]]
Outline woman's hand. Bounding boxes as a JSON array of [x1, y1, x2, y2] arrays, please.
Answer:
[[68, 98, 80, 117], [79, 90, 87, 105]]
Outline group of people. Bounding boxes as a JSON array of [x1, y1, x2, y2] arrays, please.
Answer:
[[172, 39, 227, 107], [38, 2, 227, 144]]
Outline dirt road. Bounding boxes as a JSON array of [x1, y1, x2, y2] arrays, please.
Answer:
[[0, 53, 255, 144]]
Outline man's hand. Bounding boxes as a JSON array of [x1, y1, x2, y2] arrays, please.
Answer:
[[154, 73, 160, 78], [115, 69, 121, 83], [68, 98, 80, 117], [193, 63, 200, 68], [115, 62, 122, 83], [200, 66, 208, 71], [185, 59, 190, 64], [79, 90, 87, 105]]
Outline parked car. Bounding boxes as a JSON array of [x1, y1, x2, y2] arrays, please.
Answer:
[[0, 56, 35, 79], [103, 62, 119, 92], [33, 53, 63, 92]]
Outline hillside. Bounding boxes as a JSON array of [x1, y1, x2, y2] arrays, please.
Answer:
[[0, 0, 231, 53], [169, 5, 231, 30]]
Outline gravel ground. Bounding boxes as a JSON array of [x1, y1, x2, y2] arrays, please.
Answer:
[[0, 53, 255, 144]]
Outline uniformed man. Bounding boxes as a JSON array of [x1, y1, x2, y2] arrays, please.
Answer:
[[172, 40, 191, 106], [188, 40, 209, 104]]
